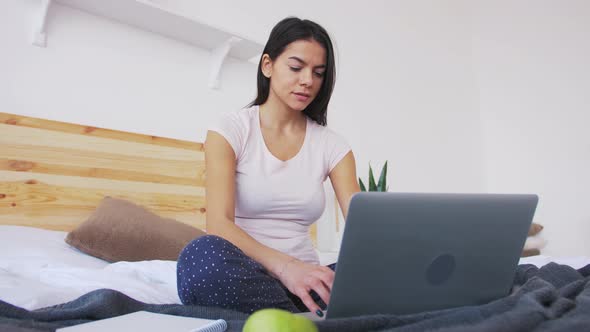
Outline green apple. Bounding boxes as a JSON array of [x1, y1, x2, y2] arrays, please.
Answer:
[[243, 308, 319, 332]]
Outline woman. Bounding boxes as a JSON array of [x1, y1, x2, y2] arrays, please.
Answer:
[[177, 17, 360, 317]]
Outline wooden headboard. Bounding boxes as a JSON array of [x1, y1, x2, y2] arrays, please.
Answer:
[[0, 112, 206, 231], [0, 112, 317, 243]]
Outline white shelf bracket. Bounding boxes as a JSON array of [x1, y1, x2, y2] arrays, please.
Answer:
[[208, 36, 241, 89], [32, 0, 52, 47]]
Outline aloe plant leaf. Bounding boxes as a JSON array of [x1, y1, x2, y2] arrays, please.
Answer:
[[368, 165, 377, 191], [377, 161, 388, 192], [359, 178, 366, 192]]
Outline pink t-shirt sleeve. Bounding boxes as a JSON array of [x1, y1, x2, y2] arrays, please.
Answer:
[[208, 111, 246, 160], [325, 129, 352, 174]]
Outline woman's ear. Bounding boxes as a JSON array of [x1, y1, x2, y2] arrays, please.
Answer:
[[261, 54, 272, 78]]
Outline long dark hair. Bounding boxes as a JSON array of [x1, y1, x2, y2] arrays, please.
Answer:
[[249, 17, 336, 126]]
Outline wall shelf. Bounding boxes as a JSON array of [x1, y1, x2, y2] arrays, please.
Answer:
[[34, 0, 264, 89]]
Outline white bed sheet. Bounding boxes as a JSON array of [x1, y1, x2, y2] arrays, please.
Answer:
[[1, 226, 588, 311], [0, 226, 179, 310]]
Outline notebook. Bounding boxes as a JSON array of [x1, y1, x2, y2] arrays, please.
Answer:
[[57, 311, 227, 332]]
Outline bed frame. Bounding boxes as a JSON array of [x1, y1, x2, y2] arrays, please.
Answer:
[[0, 112, 317, 242]]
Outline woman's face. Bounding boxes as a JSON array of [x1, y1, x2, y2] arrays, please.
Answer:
[[262, 39, 327, 112]]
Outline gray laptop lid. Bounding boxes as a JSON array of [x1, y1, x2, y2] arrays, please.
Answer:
[[326, 192, 538, 319]]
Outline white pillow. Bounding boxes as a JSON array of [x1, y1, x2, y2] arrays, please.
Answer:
[[524, 234, 548, 251], [0, 226, 180, 310], [0, 225, 108, 268]]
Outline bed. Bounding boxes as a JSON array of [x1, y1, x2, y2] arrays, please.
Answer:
[[1, 111, 589, 332]]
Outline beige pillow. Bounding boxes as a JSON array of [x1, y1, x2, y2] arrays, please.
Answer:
[[65, 197, 206, 262], [528, 223, 544, 236], [522, 248, 541, 257]]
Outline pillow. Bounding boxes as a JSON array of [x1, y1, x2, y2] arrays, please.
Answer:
[[65, 197, 206, 262], [521, 223, 546, 257], [528, 223, 544, 236], [524, 234, 547, 250], [521, 248, 541, 257]]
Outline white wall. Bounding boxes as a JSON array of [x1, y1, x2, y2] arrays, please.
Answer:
[[470, 1, 590, 256], [1, 0, 257, 143]]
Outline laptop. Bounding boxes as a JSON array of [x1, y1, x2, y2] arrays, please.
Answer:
[[303, 192, 537, 320]]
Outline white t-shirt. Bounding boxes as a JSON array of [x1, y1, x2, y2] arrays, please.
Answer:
[[209, 105, 351, 264]]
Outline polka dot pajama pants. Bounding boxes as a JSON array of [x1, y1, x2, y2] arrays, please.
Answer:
[[177, 235, 336, 313]]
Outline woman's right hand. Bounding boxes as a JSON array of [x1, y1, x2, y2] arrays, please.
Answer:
[[278, 259, 335, 315]]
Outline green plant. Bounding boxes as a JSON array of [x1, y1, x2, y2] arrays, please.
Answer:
[[359, 161, 388, 192]]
